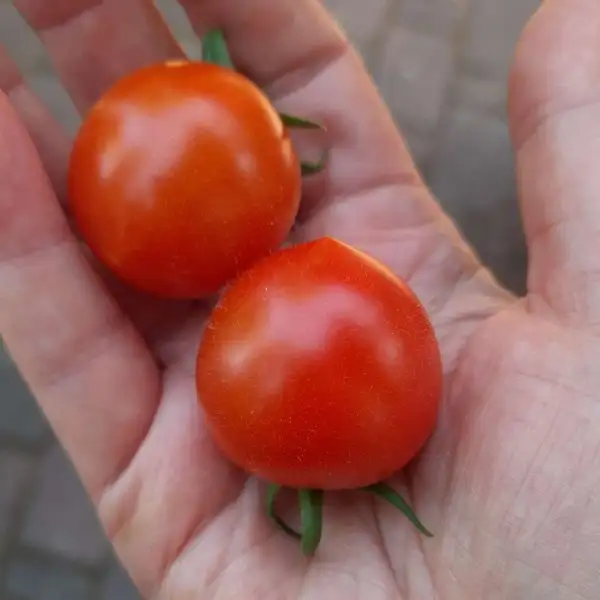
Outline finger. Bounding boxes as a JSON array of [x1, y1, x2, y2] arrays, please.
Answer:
[[178, 0, 425, 212], [509, 0, 600, 326], [15, 0, 184, 113], [0, 46, 71, 203], [0, 92, 159, 499]]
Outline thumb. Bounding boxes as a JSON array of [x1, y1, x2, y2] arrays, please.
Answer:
[[509, 0, 600, 328]]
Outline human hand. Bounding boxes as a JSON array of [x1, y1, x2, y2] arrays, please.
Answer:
[[1, 0, 598, 598]]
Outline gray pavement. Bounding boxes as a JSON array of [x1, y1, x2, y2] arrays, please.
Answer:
[[0, 0, 540, 597]]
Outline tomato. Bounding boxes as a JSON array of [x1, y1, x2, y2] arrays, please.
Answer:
[[68, 60, 301, 298], [196, 237, 442, 490]]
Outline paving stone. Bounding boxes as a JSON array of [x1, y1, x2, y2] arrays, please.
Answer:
[[376, 25, 454, 137], [462, 0, 540, 82], [102, 561, 141, 600], [0, 450, 36, 554], [453, 73, 508, 118], [0, 3, 47, 74], [25, 72, 80, 134], [0, 338, 12, 367], [4, 554, 96, 600], [20, 445, 109, 567], [428, 109, 527, 294], [401, 129, 434, 174], [179, 38, 203, 61], [154, 0, 202, 59], [323, 0, 390, 50], [0, 363, 51, 446], [399, 0, 470, 37]]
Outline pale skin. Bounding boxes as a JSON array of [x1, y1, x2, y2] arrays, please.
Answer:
[[0, 0, 599, 598]]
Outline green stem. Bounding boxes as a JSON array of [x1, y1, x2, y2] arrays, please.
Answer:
[[266, 484, 301, 539], [279, 113, 325, 130], [301, 151, 328, 176], [201, 29, 234, 69], [265, 485, 324, 555], [265, 482, 430, 556], [299, 489, 324, 556], [362, 482, 433, 537]]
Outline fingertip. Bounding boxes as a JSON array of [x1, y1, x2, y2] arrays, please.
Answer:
[[508, 0, 600, 149]]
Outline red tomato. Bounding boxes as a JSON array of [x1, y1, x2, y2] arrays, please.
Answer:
[[68, 60, 301, 298], [196, 237, 442, 490]]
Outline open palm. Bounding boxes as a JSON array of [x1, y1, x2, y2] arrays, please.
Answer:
[[1, 0, 599, 598]]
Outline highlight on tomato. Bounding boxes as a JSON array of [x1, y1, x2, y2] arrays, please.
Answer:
[[196, 237, 443, 555], [68, 31, 326, 299]]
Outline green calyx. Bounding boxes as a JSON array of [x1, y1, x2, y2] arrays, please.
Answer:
[[363, 482, 433, 537], [279, 113, 324, 131], [266, 481, 432, 557], [200, 29, 328, 177], [301, 152, 329, 177], [266, 484, 301, 540], [266, 484, 324, 556], [201, 29, 234, 69]]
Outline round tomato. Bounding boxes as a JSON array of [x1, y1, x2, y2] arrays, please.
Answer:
[[68, 60, 301, 298], [196, 237, 442, 490]]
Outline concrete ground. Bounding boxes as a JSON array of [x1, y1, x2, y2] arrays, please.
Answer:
[[0, 0, 540, 597]]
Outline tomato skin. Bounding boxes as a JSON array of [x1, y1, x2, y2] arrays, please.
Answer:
[[68, 60, 301, 298], [196, 237, 442, 490]]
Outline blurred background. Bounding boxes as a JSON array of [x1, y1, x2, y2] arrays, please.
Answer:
[[0, 0, 539, 598]]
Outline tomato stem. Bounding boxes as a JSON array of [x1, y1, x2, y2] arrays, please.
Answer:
[[265, 485, 324, 555], [362, 482, 433, 537], [279, 113, 325, 131], [201, 29, 234, 69], [299, 489, 324, 556], [301, 151, 328, 177], [265, 482, 430, 556], [266, 484, 301, 539]]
